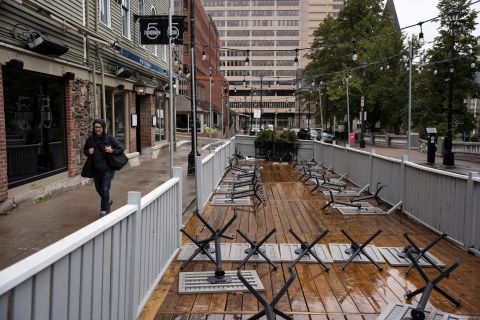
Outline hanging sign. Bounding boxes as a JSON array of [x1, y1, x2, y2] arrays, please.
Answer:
[[139, 15, 185, 45]]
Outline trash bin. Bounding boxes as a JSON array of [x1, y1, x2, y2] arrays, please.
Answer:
[[426, 128, 437, 164]]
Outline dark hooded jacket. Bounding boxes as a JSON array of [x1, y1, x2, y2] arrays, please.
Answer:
[[83, 118, 124, 172]]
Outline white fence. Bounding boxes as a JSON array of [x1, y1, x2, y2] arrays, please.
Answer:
[[196, 138, 236, 213], [234, 136, 480, 252], [0, 168, 183, 320], [313, 142, 480, 252]]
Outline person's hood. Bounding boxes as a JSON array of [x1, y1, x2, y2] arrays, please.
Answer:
[[92, 118, 106, 136]]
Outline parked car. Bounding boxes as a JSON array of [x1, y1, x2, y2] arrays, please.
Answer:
[[319, 131, 335, 143], [309, 129, 318, 140], [311, 128, 334, 143]]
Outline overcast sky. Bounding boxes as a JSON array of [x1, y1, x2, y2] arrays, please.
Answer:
[[391, 0, 480, 46]]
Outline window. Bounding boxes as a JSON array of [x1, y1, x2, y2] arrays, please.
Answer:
[[3, 68, 67, 187], [121, 0, 130, 39], [155, 96, 166, 142], [99, 0, 111, 27], [106, 89, 127, 147]]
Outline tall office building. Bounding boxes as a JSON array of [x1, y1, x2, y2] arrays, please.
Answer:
[[201, 0, 344, 129]]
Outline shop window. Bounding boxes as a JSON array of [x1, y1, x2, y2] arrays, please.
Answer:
[[105, 89, 127, 147], [155, 95, 166, 142], [3, 67, 67, 187]]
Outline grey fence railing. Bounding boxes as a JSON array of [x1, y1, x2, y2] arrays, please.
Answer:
[[0, 168, 183, 320], [196, 138, 236, 213], [234, 135, 480, 252], [314, 142, 480, 252]]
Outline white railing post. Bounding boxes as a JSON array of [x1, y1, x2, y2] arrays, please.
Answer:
[[465, 172, 480, 249], [173, 167, 183, 248], [127, 191, 142, 320], [195, 155, 204, 214], [369, 150, 374, 189], [401, 155, 408, 205]]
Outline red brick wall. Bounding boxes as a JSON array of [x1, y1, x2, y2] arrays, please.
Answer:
[[128, 92, 137, 152], [0, 66, 7, 201], [65, 79, 76, 177]]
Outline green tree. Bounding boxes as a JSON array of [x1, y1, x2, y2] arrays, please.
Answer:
[[413, 0, 478, 137], [305, 0, 407, 134]]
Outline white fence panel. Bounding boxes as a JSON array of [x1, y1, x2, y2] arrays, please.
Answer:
[[196, 138, 236, 213], [371, 155, 403, 204], [0, 169, 183, 320], [403, 165, 468, 246], [332, 147, 349, 178], [471, 178, 480, 250], [298, 140, 314, 161]]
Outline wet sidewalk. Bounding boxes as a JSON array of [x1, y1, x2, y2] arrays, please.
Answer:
[[345, 143, 480, 175], [0, 138, 220, 270]]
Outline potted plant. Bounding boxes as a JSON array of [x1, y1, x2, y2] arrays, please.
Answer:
[[276, 130, 299, 161], [254, 130, 276, 159]]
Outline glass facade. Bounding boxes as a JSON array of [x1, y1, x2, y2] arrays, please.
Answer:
[[3, 67, 67, 187]]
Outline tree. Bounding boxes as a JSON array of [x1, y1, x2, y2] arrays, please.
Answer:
[[304, 0, 407, 134], [412, 0, 478, 137]]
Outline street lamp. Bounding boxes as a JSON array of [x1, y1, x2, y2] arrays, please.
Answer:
[[359, 63, 367, 148], [208, 67, 213, 152], [443, 8, 461, 166], [307, 102, 311, 131], [260, 74, 263, 130], [250, 88, 255, 133], [187, 0, 198, 175], [345, 75, 351, 146]]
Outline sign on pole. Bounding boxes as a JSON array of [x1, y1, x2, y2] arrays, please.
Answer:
[[139, 15, 185, 45], [254, 109, 261, 119]]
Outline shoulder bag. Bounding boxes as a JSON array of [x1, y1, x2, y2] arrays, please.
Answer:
[[109, 152, 129, 170], [81, 157, 94, 178]]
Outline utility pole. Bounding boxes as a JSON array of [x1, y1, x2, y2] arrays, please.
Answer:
[[187, 0, 198, 175]]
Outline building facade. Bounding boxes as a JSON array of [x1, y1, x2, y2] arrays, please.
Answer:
[[201, 0, 344, 130], [175, 0, 227, 133], [0, 0, 181, 205]]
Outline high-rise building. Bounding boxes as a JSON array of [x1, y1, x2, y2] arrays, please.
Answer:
[[201, 0, 344, 130]]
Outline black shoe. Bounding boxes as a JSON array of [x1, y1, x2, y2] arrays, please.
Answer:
[[107, 200, 113, 214]]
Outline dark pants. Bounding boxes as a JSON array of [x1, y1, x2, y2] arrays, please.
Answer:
[[93, 168, 114, 212]]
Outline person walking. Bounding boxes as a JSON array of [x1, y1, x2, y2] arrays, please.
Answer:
[[83, 118, 124, 216]]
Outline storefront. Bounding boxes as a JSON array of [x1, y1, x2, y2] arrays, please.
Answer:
[[2, 67, 67, 188]]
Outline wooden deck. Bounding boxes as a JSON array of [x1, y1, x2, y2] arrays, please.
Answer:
[[140, 162, 480, 320]]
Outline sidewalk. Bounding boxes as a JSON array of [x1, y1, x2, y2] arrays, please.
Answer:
[[345, 143, 480, 175], [0, 139, 217, 270]]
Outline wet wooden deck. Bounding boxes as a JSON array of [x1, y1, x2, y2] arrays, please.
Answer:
[[140, 162, 480, 320]]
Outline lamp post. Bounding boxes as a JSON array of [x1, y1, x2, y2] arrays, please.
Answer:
[[345, 75, 351, 147], [318, 81, 324, 131], [187, 0, 198, 175], [221, 83, 225, 141], [359, 63, 367, 148], [307, 102, 311, 131], [244, 95, 247, 134], [443, 8, 460, 166], [167, 0, 175, 176], [260, 74, 263, 130], [250, 88, 254, 133], [208, 66, 212, 152]]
